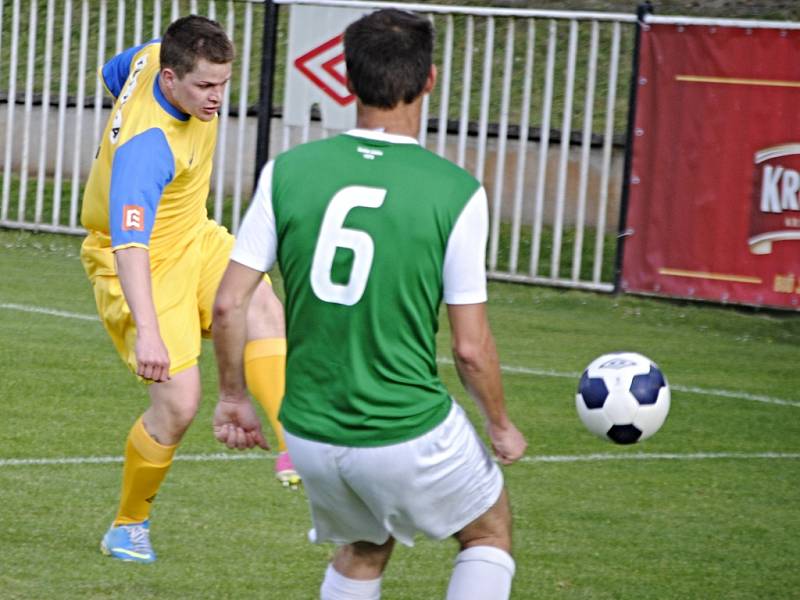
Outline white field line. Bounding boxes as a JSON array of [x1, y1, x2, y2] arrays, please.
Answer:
[[1, 451, 799, 468], [0, 452, 277, 467], [520, 452, 800, 463], [2, 302, 798, 408], [435, 358, 800, 408], [0, 302, 98, 322]]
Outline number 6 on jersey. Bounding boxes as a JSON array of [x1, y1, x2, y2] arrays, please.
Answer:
[[310, 186, 387, 306]]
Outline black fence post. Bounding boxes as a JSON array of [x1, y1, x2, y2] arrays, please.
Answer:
[[254, 0, 279, 194], [613, 1, 653, 293]]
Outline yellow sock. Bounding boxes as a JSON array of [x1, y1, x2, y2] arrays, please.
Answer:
[[114, 416, 177, 526], [244, 338, 288, 453]]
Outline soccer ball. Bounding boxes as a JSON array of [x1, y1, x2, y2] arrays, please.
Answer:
[[575, 352, 670, 444]]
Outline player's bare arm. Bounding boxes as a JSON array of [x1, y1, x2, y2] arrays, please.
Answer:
[[114, 247, 170, 382], [447, 302, 527, 465], [211, 260, 270, 450]]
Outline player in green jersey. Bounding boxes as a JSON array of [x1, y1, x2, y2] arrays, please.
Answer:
[[211, 8, 527, 599]]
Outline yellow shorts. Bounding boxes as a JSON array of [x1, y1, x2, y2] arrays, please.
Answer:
[[82, 220, 269, 377]]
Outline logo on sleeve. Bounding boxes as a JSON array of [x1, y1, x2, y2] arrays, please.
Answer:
[[122, 205, 145, 231]]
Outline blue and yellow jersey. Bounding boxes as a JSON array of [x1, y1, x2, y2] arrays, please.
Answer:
[[81, 42, 217, 277]]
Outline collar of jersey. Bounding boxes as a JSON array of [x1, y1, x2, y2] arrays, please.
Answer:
[[153, 75, 190, 122], [344, 129, 419, 145]]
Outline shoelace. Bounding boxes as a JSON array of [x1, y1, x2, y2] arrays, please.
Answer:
[[126, 524, 152, 553]]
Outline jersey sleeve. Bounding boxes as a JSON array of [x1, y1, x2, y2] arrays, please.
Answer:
[[101, 41, 158, 98], [231, 160, 278, 272], [443, 186, 489, 304], [109, 128, 175, 250]]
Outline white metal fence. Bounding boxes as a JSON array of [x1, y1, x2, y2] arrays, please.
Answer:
[[0, 0, 638, 292], [0, 0, 266, 237]]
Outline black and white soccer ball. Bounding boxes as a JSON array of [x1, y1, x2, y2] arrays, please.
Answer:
[[576, 352, 670, 444]]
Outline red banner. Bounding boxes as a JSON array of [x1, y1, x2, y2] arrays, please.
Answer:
[[622, 22, 800, 310]]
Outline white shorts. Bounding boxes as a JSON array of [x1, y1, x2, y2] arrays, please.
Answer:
[[284, 401, 504, 547]]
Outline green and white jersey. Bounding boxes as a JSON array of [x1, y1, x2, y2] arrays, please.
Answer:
[[232, 129, 488, 446]]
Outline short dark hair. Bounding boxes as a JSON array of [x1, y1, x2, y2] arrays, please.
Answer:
[[344, 9, 433, 109], [160, 15, 234, 78]]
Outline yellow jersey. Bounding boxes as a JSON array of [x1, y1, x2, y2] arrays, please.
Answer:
[[81, 42, 217, 278]]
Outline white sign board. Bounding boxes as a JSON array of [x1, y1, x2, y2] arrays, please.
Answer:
[[283, 5, 370, 130]]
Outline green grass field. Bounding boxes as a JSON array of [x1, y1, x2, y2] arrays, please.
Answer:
[[1, 228, 799, 599]]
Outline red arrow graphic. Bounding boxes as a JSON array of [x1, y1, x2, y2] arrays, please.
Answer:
[[294, 33, 355, 106]]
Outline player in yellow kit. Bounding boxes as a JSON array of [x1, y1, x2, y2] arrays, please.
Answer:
[[80, 15, 298, 564]]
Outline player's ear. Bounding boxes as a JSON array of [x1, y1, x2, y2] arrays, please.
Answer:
[[160, 67, 177, 89], [423, 64, 437, 95]]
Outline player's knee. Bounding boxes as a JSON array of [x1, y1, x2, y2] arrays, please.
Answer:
[[349, 539, 395, 567], [455, 490, 513, 553], [457, 519, 512, 554], [143, 398, 199, 444], [157, 396, 200, 436], [173, 400, 200, 429], [333, 539, 395, 579]]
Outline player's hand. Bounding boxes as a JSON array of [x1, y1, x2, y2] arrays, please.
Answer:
[[213, 395, 270, 451], [487, 420, 527, 465], [134, 329, 171, 382]]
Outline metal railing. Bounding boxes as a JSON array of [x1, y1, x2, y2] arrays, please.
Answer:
[[0, 0, 638, 292], [0, 0, 265, 235], [271, 1, 637, 291]]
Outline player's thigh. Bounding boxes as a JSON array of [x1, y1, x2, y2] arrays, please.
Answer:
[[196, 220, 278, 336], [90, 274, 138, 371], [150, 248, 203, 375], [196, 220, 235, 333], [341, 402, 505, 545], [246, 281, 285, 339], [89, 253, 202, 376], [284, 431, 388, 546]]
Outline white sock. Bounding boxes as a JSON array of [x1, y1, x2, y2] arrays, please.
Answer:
[[446, 546, 516, 600], [320, 564, 382, 600]]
